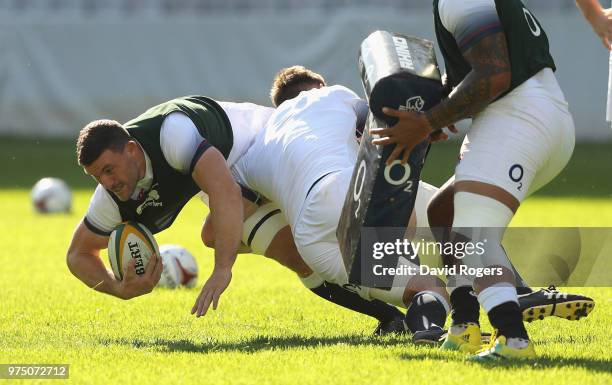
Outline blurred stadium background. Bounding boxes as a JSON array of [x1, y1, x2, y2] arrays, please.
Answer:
[[0, 0, 610, 197], [0, 0, 610, 141]]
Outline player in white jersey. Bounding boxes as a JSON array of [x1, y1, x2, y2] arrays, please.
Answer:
[[234, 66, 452, 330]]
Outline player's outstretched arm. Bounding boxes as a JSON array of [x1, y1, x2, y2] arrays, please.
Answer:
[[190, 147, 243, 317], [576, 0, 612, 49], [66, 220, 162, 299], [425, 31, 511, 130]]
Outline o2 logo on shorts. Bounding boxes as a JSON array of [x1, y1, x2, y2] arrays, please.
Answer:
[[353, 160, 368, 219], [509, 164, 524, 191]]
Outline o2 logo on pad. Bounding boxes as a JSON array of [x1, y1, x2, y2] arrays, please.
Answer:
[[385, 160, 413, 193], [351, 157, 414, 220]]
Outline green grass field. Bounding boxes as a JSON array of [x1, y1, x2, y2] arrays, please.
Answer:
[[1, 138, 611, 384]]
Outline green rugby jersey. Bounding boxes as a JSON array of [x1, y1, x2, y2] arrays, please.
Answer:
[[111, 96, 232, 234]]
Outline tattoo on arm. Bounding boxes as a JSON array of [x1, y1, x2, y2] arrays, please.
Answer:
[[425, 32, 511, 130]]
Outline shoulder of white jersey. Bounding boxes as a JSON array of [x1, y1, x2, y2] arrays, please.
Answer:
[[217, 101, 273, 113], [84, 184, 122, 236], [438, 0, 497, 34], [326, 84, 360, 98], [437, 0, 458, 32], [160, 112, 203, 174]]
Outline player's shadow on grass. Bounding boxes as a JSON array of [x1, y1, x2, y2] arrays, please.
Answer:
[[104, 334, 410, 354], [399, 350, 612, 374], [103, 335, 612, 374]]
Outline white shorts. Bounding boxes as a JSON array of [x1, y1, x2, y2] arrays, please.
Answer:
[[456, 69, 575, 202], [413, 180, 437, 234], [293, 169, 351, 285], [292, 169, 437, 281], [292, 168, 435, 306]]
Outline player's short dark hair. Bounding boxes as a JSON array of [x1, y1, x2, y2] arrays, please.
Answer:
[[270, 65, 326, 107], [76, 119, 131, 166]]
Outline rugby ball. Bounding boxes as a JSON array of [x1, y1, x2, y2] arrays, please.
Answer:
[[108, 222, 159, 281], [157, 249, 180, 289], [31, 177, 72, 213], [158, 244, 198, 288]]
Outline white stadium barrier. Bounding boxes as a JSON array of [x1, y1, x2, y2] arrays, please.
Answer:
[[0, 2, 610, 140]]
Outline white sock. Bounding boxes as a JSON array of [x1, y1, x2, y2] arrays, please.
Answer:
[[452, 191, 519, 310], [453, 191, 514, 228], [505, 337, 530, 349], [449, 324, 469, 334], [421, 290, 451, 315], [478, 284, 518, 313]]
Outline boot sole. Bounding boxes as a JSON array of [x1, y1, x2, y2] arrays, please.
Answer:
[[522, 300, 594, 322]]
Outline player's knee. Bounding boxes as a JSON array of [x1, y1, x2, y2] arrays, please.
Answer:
[[66, 250, 76, 273], [202, 235, 215, 249], [427, 188, 454, 229], [313, 255, 348, 286], [299, 272, 325, 289], [403, 275, 448, 305], [266, 228, 313, 278], [427, 191, 455, 244]]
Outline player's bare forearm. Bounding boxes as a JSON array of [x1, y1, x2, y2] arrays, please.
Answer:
[[67, 250, 121, 297], [576, 0, 612, 49], [576, 0, 604, 21], [192, 148, 242, 273], [67, 221, 161, 300], [425, 32, 511, 131], [208, 184, 242, 271], [66, 221, 122, 297], [191, 148, 243, 316], [369, 33, 509, 164]]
